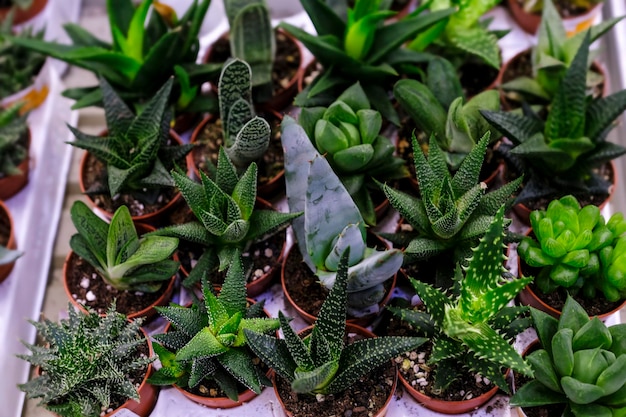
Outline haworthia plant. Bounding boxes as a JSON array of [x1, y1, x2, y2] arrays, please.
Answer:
[[218, 58, 271, 170], [0, 102, 28, 177], [149, 251, 280, 400], [282, 115, 403, 317], [245, 249, 427, 395], [390, 208, 534, 393]]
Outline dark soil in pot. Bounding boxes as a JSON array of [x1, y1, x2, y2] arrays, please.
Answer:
[[459, 60, 500, 98], [512, 0, 590, 17], [0, 209, 10, 247]]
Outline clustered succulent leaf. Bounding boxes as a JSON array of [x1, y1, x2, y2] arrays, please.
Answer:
[[149, 252, 280, 400], [299, 82, 408, 225], [282, 116, 403, 317], [482, 32, 626, 206], [69, 200, 179, 292], [218, 58, 271, 170], [390, 208, 534, 393], [224, 0, 275, 103], [281, 0, 454, 124], [148, 148, 300, 287], [511, 296, 626, 417], [518, 195, 626, 302], [245, 249, 427, 395], [18, 304, 154, 417], [68, 77, 193, 203], [9, 0, 220, 111], [0, 102, 28, 177], [502, 0, 622, 106]]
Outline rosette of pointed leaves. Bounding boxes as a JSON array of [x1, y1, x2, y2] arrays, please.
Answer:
[[8, 0, 220, 111], [380, 132, 521, 268], [219, 58, 271, 170], [69, 200, 179, 292], [482, 33, 626, 206], [282, 116, 403, 317], [149, 252, 280, 400], [18, 304, 154, 417], [518, 195, 626, 302], [148, 148, 300, 287], [389, 208, 534, 393], [245, 249, 427, 395], [511, 296, 626, 417], [0, 102, 28, 177], [299, 82, 407, 225], [280, 0, 454, 125]]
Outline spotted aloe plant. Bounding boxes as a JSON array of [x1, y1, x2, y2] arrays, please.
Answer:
[[245, 249, 427, 395], [389, 208, 534, 393], [282, 116, 403, 317]]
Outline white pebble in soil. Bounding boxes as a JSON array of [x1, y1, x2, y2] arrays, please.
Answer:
[[86, 291, 96, 302], [80, 277, 90, 289]]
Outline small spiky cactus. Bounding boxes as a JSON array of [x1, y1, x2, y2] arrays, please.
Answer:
[[389, 208, 533, 393], [245, 249, 427, 395], [0, 102, 28, 177]]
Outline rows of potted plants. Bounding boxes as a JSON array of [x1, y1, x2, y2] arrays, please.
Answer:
[[5, 0, 626, 416]]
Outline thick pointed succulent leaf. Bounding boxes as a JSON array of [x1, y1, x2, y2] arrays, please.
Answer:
[[324, 223, 366, 271], [156, 305, 206, 338], [217, 347, 265, 394], [176, 327, 228, 361], [292, 360, 339, 394], [243, 329, 297, 382], [410, 278, 452, 327], [246, 210, 301, 242], [510, 380, 567, 407]]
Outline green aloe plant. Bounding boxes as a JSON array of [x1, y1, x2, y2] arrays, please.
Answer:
[[18, 304, 154, 417], [149, 251, 280, 401], [389, 207, 534, 393], [245, 249, 427, 395], [147, 148, 300, 287], [511, 296, 626, 417], [0, 102, 28, 178], [282, 116, 403, 317], [69, 200, 179, 292], [280, 0, 454, 125], [68, 77, 194, 204], [518, 195, 626, 302], [298, 82, 407, 225], [482, 32, 626, 207], [8, 0, 220, 112]]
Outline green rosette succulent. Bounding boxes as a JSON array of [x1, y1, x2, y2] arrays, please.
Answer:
[[0, 102, 28, 178], [511, 296, 626, 417]]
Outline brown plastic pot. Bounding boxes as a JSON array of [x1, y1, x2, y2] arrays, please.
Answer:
[[273, 323, 398, 417], [62, 222, 177, 321], [0, 0, 47, 25], [0, 200, 18, 284], [0, 127, 30, 200], [78, 129, 186, 225], [506, 0, 602, 35]]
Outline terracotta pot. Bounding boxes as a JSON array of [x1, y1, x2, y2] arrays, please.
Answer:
[[78, 129, 186, 225], [0, 200, 18, 284], [274, 323, 398, 417], [172, 111, 199, 134], [506, 0, 602, 35], [0, 127, 30, 200], [0, 0, 47, 25], [203, 28, 304, 113], [62, 222, 177, 321]]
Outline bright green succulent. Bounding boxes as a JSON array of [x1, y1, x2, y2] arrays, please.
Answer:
[[69, 200, 179, 292], [8, 0, 220, 112], [282, 115, 404, 317], [501, 0, 622, 107], [511, 296, 626, 417], [68, 77, 194, 204], [482, 32, 626, 206], [518, 195, 626, 302], [298, 82, 408, 225], [147, 148, 300, 287], [280, 0, 454, 125], [149, 251, 280, 400], [245, 249, 426, 395], [18, 304, 154, 417], [0, 102, 27, 178], [389, 207, 534, 393]]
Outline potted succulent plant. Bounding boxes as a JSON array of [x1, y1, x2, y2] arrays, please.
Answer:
[[507, 0, 606, 35], [0, 199, 21, 283], [298, 81, 408, 225], [281, 116, 404, 321], [245, 249, 427, 417], [64, 200, 180, 319], [0, 0, 47, 25], [482, 33, 626, 222], [517, 195, 626, 318], [71, 77, 194, 223], [0, 102, 29, 200], [510, 295, 626, 417], [18, 303, 158, 417], [388, 207, 534, 414], [149, 251, 280, 408]]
